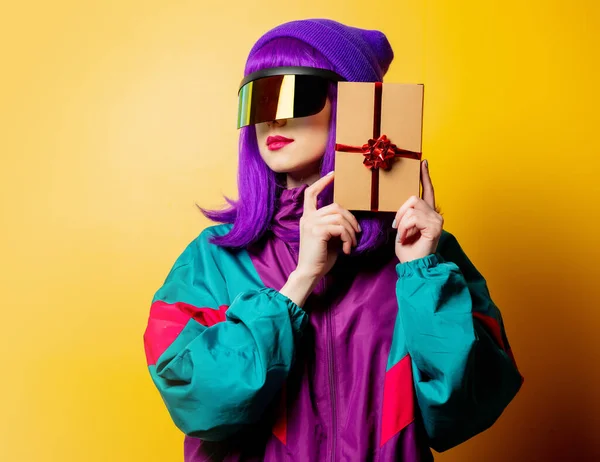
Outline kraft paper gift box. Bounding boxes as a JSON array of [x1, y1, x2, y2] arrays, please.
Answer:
[[333, 82, 424, 212]]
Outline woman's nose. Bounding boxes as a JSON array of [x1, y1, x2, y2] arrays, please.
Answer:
[[267, 118, 287, 127]]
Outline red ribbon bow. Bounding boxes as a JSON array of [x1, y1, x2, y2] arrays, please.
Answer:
[[362, 135, 399, 170]]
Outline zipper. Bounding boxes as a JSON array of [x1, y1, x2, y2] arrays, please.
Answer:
[[326, 300, 337, 462]]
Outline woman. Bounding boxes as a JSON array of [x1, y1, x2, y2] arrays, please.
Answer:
[[143, 19, 523, 462]]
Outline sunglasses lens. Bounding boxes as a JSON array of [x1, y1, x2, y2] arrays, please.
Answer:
[[237, 75, 330, 128]]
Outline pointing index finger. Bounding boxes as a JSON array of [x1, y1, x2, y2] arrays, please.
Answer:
[[421, 160, 435, 209], [303, 171, 335, 213]]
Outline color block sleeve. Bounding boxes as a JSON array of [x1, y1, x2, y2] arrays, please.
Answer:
[[143, 230, 308, 441], [395, 230, 524, 452]]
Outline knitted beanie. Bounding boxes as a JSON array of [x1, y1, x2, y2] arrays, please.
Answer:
[[246, 19, 394, 82]]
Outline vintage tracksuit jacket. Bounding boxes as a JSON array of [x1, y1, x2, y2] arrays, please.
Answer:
[[143, 184, 523, 461]]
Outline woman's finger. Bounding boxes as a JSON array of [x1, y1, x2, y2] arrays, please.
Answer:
[[392, 195, 432, 230], [403, 225, 419, 241], [304, 171, 335, 214], [420, 160, 435, 210], [397, 212, 419, 244], [393, 196, 418, 231], [313, 224, 353, 255], [315, 214, 358, 247], [393, 195, 418, 229], [397, 208, 442, 244], [397, 208, 431, 243], [315, 203, 361, 233]]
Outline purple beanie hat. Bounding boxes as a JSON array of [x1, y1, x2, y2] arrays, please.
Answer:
[[246, 19, 394, 82]]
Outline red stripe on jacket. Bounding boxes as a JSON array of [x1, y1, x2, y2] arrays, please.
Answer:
[[144, 301, 228, 366]]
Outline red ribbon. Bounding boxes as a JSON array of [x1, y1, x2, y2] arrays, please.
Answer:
[[335, 82, 422, 211]]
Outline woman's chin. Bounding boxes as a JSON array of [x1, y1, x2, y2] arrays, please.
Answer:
[[262, 150, 324, 176], [274, 164, 320, 176], [268, 160, 308, 174]]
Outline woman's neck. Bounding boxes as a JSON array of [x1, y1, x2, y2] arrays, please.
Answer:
[[286, 163, 322, 189]]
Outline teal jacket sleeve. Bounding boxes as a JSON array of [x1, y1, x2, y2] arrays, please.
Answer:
[[143, 229, 308, 441], [396, 230, 523, 452]]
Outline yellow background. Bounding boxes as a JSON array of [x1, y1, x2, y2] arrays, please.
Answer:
[[1, 1, 598, 461]]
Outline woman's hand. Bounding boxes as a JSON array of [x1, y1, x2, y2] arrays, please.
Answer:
[[393, 160, 444, 264], [296, 171, 361, 282]]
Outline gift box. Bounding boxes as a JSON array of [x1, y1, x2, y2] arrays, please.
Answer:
[[333, 82, 424, 212]]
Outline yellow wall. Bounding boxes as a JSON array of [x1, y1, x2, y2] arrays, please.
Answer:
[[2, 1, 598, 460]]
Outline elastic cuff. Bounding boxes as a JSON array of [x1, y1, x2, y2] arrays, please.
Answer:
[[396, 253, 445, 278], [262, 288, 309, 336]]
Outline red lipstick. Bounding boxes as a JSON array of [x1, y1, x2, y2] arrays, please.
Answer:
[[266, 135, 294, 151]]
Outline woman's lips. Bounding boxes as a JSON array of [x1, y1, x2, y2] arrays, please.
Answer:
[[267, 136, 294, 151]]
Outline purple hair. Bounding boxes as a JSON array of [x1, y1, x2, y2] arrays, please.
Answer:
[[200, 38, 395, 254]]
